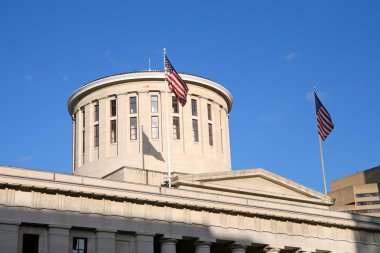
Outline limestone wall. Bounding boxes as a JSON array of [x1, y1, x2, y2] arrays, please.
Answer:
[[0, 167, 380, 252], [68, 71, 233, 178]]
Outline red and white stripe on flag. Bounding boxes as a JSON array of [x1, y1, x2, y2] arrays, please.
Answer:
[[165, 55, 189, 106], [314, 92, 334, 141]]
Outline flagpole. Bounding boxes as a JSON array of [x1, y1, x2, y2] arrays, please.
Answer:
[[318, 135, 328, 195], [163, 48, 172, 187], [141, 125, 144, 170]]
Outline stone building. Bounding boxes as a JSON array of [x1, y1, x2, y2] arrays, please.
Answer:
[[329, 166, 380, 217], [1, 71, 380, 253]]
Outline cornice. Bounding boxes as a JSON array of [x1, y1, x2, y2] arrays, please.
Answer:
[[174, 169, 333, 205], [0, 167, 379, 231], [67, 71, 233, 115], [173, 178, 332, 206]]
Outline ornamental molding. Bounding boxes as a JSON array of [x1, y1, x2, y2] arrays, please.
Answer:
[[67, 71, 233, 115]]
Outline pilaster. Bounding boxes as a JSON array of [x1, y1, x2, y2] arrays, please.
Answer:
[[96, 229, 116, 253], [135, 233, 155, 253], [0, 223, 19, 253], [48, 225, 70, 253], [160, 238, 177, 253], [195, 241, 212, 253], [231, 244, 247, 253], [264, 246, 282, 253]]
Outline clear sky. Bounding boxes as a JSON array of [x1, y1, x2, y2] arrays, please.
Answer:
[[1, 1, 379, 193]]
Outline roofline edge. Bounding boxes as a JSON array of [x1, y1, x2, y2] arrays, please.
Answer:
[[67, 71, 233, 115]]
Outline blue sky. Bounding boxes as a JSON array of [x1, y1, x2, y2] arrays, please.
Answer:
[[1, 1, 379, 193]]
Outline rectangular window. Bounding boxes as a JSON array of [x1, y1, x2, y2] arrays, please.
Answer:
[[130, 96, 137, 114], [192, 119, 199, 142], [130, 117, 137, 140], [357, 200, 380, 206], [22, 234, 39, 253], [110, 120, 117, 143], [208, 123, 213, 146], [110, 99, 117, 117], [82, 109, 85, 128], [151, 95, 158, 113], [172, 96, 179, 113], [191, 99, 197, 116], [220, 129, 223, 151], [82, 109, 85, 157], [207, 103, 212, 121], [94, 103, 99, 122], [151, 116, 159, 139], [356, 192, 380, 198], [82, 130, 85, 154], [173, 116, 180, 140], [94, 124, 99, 148], [73, 237, 87, 253]]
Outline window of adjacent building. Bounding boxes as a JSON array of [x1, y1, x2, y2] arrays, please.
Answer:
[[72, 237, 87, 253], [94, 103, 99, 122], [191, 99, 197, 116], [130, 117, 137, 140], [356, 192, 380, 198], [130, 96, 137, 114], [192, 119, 199, 142], [207, 103, 212, 121], [356, 200, 380, 206], [110, 119, 117, 143], [151, 95, 158, 113], [353, 209, 380, 214], [22, 234, 39, 253], [94, 124, 99, 148], [172, 96, 179, 113], [110, 99, 117, 117], [173, 116, 180, 140], [208, 123, 213, 146], [151, 116, 159, 139]]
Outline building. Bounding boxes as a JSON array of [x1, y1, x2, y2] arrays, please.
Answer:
[[329, 166, 380, 217], [1, 71, 380, 253], [67, 71, 232, 177]]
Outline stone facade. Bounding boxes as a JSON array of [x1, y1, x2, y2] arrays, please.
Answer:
[[1, 71, 380, 253], [0, 166, 380, 253], [67, 71, 233, 177]]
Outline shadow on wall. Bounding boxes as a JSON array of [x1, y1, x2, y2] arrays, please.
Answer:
[[363, 166, 380, 184], [142, 130, 165, 162], [3, 206, 277, 253]]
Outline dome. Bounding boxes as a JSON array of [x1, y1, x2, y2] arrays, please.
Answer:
[[68, 71, 233, 177]]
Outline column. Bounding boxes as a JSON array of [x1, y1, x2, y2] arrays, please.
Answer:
[[195, 241, 211, 253], [96, 229, 116, 253], [135, 233, 154, 253], [48, 225, 70, 253], [160, 238, 177, 253], [264, 246, 282, 253], [231, 244, 247, 253], [0, 223, 19, 253]]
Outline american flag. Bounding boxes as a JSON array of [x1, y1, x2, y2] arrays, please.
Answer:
[[314, 92, 334, 141], [165, 55, 189, 106]]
